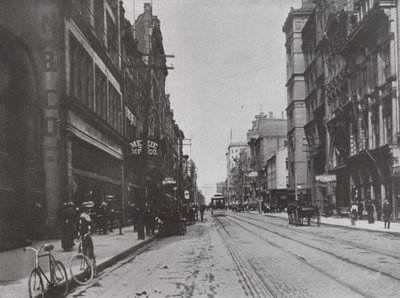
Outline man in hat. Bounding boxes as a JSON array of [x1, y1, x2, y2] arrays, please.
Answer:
[[382, 199, 393, 229]]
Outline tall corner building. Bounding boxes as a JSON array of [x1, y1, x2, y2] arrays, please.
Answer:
[[282, 1, 314, 203]]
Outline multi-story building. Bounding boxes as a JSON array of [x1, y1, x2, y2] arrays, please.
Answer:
[[266, 146, 288, 210], [301, 4, 327, 209], [247, 112, 287, 202], [283, 1, 314, 204], [296, 0, 400, 218], [0, 1, 184, 250], [226, 142, 248, 205], [339, 0, 400, 218]]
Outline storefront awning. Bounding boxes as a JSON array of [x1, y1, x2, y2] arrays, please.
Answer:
[[73, 167, 122, 185]]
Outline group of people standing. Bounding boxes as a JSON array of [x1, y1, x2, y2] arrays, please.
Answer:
[[130, 204, 206, 237], [350, 199, 393, 228], [60, 201, 122, 252]]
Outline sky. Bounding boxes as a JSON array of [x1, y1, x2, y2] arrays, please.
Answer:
[[124, 0, 302, 200]]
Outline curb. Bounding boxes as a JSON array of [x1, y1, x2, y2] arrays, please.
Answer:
[[96, 236, 155, 272], [264, 214, 400, 236]]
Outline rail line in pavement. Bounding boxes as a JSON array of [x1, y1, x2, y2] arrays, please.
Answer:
[[213, 217, 275, 298], [228, 214, 400, 294], [223, 215, 373, 298], [236, 213, 400, 267]]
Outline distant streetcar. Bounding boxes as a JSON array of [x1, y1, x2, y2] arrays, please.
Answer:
[[211, 194, 226, 217]]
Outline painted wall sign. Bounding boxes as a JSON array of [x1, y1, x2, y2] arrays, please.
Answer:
[[130, 140, 158, 156]]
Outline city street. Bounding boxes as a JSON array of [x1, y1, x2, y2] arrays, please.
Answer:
[[66, 213, 400, 298]]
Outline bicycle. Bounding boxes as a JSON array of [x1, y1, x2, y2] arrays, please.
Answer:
[[69, 232, 96, 285], [24, 244, 68, 298]]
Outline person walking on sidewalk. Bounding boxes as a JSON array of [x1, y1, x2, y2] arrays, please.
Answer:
[[350, 202, 358, 226], [382, 199, 393, 229]]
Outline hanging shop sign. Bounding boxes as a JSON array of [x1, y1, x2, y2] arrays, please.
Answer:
[[184, 190, 190, 200], [162, 178, 176, 185], [315, 174, 336, 183], [130, 140, 159, 155]]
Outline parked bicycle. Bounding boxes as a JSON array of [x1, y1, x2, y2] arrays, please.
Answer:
[[69, 232, 96, 285], [24, 244, 68, 298]]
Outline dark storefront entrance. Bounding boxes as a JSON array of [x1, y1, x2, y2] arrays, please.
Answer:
[[70, 136, 123, 211]]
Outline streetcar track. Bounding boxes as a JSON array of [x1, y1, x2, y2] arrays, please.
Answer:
[[213, 217, 275, 298], [222, 216, 371, 298], [240, 213, 400, 261], [229, 214, 400, 283]]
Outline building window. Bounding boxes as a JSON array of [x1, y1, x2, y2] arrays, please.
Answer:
[[94, 0, 105, 44], [95, 66, 107, 121], [106, 12, 118, 66], [371, 110, 379, 148], [383, 45, 390, 82], [109, 84, 122, 133], [70, 34, 94, 108]]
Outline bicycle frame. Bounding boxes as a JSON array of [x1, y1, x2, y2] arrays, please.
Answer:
[[25, 245, 58, 287]]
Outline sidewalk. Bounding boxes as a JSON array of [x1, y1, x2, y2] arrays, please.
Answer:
[[264, 212, 400, 234], [0, 226, 154, 298]]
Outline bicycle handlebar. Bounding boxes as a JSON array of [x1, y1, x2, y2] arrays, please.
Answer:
[[23, 244, 53, 254]]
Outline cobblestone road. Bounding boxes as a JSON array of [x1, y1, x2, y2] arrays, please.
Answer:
[[67, 213, 400, 298]]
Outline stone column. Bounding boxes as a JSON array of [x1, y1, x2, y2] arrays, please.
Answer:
[[38, 1, 61, 233]]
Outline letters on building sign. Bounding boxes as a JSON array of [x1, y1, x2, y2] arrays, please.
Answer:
[[130, 140, 159, 156], [315, 175, 337, 183]]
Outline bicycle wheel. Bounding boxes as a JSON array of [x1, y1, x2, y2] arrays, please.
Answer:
[[70, 254, 94, 285], [28, 268, 44, 298], [53, 260, 68, 295]]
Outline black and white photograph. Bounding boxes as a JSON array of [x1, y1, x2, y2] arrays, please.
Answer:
[[1, 0, 400, 297]]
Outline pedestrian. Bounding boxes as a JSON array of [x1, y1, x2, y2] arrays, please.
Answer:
[[382, 199, 393, 229], [350, 202, 358, 226], [96, 202, 108, 235], [144, 208, 152, 236], [61, 201, 79, 251], [357, 201, 364, 220], [79, 201, 96, 262], [108, 207, 114, 233], [200, 204, 206, 222], [366, 201, 375, 224]]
